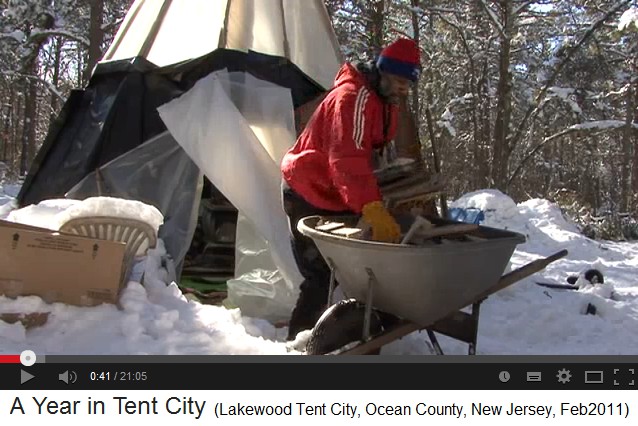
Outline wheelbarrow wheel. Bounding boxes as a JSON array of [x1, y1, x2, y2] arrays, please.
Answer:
[[306, 299, 384, 355]]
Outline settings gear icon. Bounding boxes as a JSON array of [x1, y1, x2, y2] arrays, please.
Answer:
[[557, 368, 572, 384]]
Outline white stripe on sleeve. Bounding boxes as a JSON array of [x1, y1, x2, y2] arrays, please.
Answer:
[[352, 88, 369, 150]]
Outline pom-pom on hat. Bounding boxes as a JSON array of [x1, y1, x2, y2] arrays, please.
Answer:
[[376, 38, 421, 82]]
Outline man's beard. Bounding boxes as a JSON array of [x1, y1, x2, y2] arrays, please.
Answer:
[[378, 80, 401, 104]]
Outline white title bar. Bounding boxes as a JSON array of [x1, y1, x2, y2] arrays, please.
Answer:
[[1, 390, 633, 425]]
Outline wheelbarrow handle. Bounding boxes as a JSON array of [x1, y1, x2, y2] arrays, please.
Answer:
[[478, 249, 569, 299]]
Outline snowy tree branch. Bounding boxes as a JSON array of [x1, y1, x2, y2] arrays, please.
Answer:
[[0, 71, 65, 102], [479, 0, 506, 40], [0, 33, 24, 44], [514, 0, 540, 16], [28, 29, 90, 48], [507, 0, 633, 163], [507, 120, 638, 187], [436, 15, 475, 79]]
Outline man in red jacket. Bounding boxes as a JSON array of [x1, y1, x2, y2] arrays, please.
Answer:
[[281, 38, 421, 340]]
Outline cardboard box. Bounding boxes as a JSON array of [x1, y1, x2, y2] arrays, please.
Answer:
[[0, 219, 127, 307]]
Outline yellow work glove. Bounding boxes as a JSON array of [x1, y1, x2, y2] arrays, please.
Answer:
[[361, 201, 401, 243]]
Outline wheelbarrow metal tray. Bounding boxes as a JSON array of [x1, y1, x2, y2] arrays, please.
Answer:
[[298, 215, 526, 328]]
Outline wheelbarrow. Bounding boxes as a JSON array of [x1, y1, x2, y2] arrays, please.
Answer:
[[297, 214, 568, 355]]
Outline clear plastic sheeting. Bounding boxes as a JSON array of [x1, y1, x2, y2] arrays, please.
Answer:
[[158, 70, 303, 321], [228, 213, 298, 322], [66, 131, 202, 275]]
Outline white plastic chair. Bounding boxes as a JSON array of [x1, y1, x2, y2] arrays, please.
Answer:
[[59, 216, 157, 287]]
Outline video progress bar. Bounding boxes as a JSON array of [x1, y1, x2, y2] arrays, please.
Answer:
[[0, 355, 21, 364], [0, 352, 46, 364]]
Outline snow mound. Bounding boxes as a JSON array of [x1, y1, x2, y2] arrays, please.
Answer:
[[0, 183, 21, 198], [450, 189, 584, 252], [450, 189, 518, 223]]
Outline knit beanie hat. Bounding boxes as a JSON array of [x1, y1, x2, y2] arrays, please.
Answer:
[[376, 38, 421, 82]]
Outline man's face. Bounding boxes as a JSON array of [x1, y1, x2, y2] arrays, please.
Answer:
[[379, 73, 412, 104]]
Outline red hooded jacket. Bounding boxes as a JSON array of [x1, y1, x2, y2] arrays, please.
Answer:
[[281, 63, 398, 213]]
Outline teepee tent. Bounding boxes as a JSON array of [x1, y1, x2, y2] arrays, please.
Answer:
[[17, 0, 344, 322], [101, 0, 342, 89]]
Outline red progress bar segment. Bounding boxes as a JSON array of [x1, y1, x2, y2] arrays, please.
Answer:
[[0, 355, 21, 363]]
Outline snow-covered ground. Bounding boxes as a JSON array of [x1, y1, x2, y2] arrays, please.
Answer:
[[0, 184, 636, 355]]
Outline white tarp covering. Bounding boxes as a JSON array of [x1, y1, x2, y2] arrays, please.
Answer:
[[157, 70, 303, 321], [101, 0, 342, 90]]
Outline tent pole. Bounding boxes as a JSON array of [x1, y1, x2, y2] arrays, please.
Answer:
[[139, 0, 173, 59], [218, 0, 232, 48], [102, 0, 145, 61], [279, 0, 291, 58], [95, 168, 104, 196]]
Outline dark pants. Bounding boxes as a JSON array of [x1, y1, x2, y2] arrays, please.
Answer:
[[282, 181, 352, 340]]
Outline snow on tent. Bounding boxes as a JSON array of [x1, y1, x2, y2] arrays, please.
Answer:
[[15, 0, 343, 322]]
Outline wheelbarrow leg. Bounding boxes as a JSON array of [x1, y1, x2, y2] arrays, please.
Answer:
[[326, 257, 337, 306], [426, 330, 444, 355], [468, 302, 481, 355], [363, 268, 377, 341], [425, 300, 482, 355]]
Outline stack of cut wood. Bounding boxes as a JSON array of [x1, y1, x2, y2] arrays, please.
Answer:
[[399, 216, 481, 245], [315, 216, 482, 246], [381, 171, 444, 215], [315, 221, 367, 239]]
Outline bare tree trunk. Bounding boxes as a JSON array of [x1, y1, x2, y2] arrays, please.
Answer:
[[490, 0, 513, 190], [367, 0, 385, 55], [410, 0, 421, 144], [1, 99, 10, 163], [50, 37, 62, 125], [632, 78, 638, 211], [543, 125, 552, 196], [11, 94, 22, 172], [85, 0, 105, 83], [478, 60, 492, 187], [424, 81, 447, 217], [610, 137, 619, 215], [19, 63, 38, 176], [17, 12, 55, 175], [620, 82, 634, 212], [558, 136, 564, 185]]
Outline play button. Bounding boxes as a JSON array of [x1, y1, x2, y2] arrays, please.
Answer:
[[21, 369, 35, 385]]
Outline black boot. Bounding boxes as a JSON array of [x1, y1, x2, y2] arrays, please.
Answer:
[[286, 283, 329, 341]]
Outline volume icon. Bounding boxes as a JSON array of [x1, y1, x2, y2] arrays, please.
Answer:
[[59, 370, 77, 384]]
